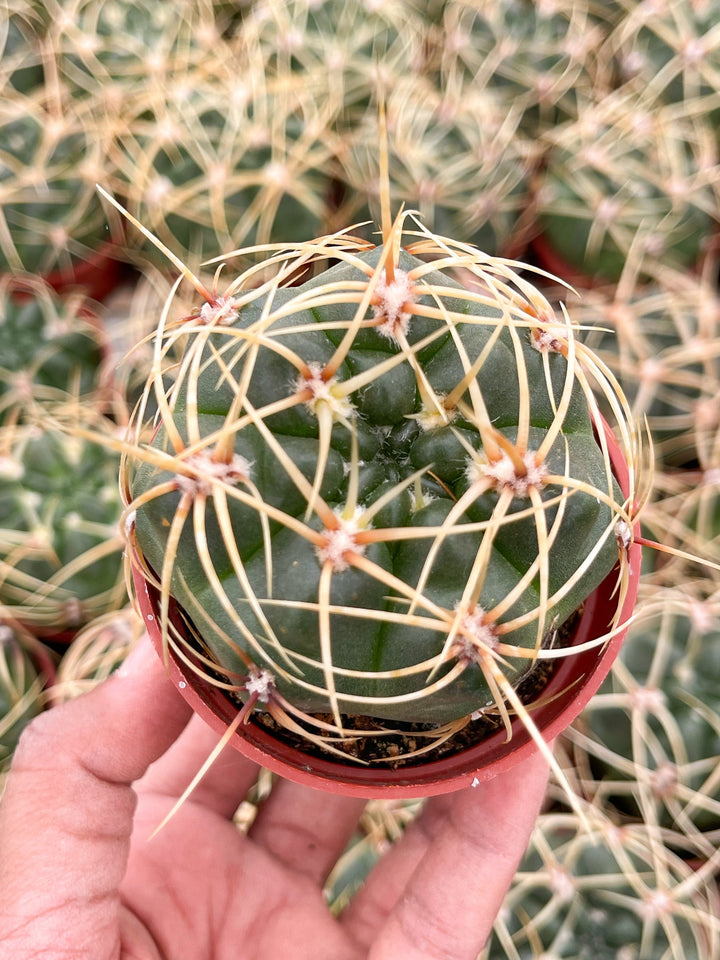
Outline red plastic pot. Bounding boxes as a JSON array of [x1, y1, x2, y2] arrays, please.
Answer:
[[132, 420, 641, 799]]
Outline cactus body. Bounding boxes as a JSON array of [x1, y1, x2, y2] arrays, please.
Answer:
[[0, 424, 125, 635], [0, 625, 43, 766], [128, 228, 628, 736], [0, 278, 107, 423]]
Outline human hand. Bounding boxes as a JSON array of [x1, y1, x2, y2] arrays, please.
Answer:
[[0, 633, 549, 960]]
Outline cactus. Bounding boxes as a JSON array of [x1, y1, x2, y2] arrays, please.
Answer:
[[122, 208, 635, 764], [0, 623, 45, 769], [107, 62, 340, 270], [1, 2, 47, 95], [602, 0, 720, 120], [559, 266, 720, 468], [339, 78, 539, 257], [234, 0, 431, 127], [535, 93, 719, 283], [480, 807, 720, 958], [0, 89, 116, 280], [570, 584, 720, 851], [0, 275, 109, 425], [428, 0, 613, 137], [0, 418, 126, 637], [48, 0, 232, 100], [49, 607, 142, 704]]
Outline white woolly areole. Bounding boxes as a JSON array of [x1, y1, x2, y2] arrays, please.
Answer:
[[244, 669, 275, 703], [372, 268, 416, 342], [123, 510, 136, 539], [615, 519, 633, 551], [452, 606, 499, 663], [298, 363, 354, 419], [315, 510, 367, 572], [531, 327, 566, 353], [175, 451, 251, 496], [471, 450, 548, 498], [199, 296, 241, 326]]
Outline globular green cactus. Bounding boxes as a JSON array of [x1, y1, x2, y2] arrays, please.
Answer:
[[1, 2, 47, 95], [428, 0, 613, 136], [567, 267, 720, 468], [235, 0, 431, 128], [481, 808, 720, 959], [108, 64, 340, 270], [572, 585, 720, 848], [123, 212, 634, 762], [602, 0, 720, 120], [535, 94, 719, 283], [0, 419, 126, 637], [339, 78, 539, 257], [0, 276, 109, 424], [0, 91, 115, 280]]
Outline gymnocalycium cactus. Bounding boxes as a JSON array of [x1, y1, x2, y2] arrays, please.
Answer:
[[121, 206, 636, 764], [0, 417, 126, 637]]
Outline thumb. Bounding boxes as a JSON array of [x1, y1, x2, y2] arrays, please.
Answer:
[[0, 632, 192, 959]]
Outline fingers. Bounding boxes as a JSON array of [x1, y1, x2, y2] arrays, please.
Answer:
[[248, 779, 367, 885], [343, 749, 550, 960], [137, 713, 260, 819], [0, 633, 192, 958]]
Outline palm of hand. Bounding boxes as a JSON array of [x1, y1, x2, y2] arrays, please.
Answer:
[[123, 790, 363, 960]]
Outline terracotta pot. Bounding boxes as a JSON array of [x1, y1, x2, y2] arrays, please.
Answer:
[[133, 420, 641, 799]]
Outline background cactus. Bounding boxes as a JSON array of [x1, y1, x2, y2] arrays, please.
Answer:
[[124, 214, 633, 760], [479, 807, 720, 959], [0, 86, 119, 282], [534, 94, 720, 283], [339, 78, 539, 257], [569, 584, 720, 853], [0, 417, 126, 637], [0, 275, 110, 425], [0, 623, 45, 770]]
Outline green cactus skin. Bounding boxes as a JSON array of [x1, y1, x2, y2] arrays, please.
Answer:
[[0, 424, 126, 636], [0, 278, 108, 423], [0, 624, 43, 766], [128, 230, 627, 733]]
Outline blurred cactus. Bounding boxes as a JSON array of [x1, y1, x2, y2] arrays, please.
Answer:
[[0, 623, 45, 768], [563, 265, 720, 468], [0, 417, 126, 638], [0, 88, 120, 280], [339, 78, 539, 256], [481, 807, 720, 958], [0, 275, 110, 425], [535, 94, 720, 283], [571, 584, 720, 854], [107, 65, 340, 269]]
